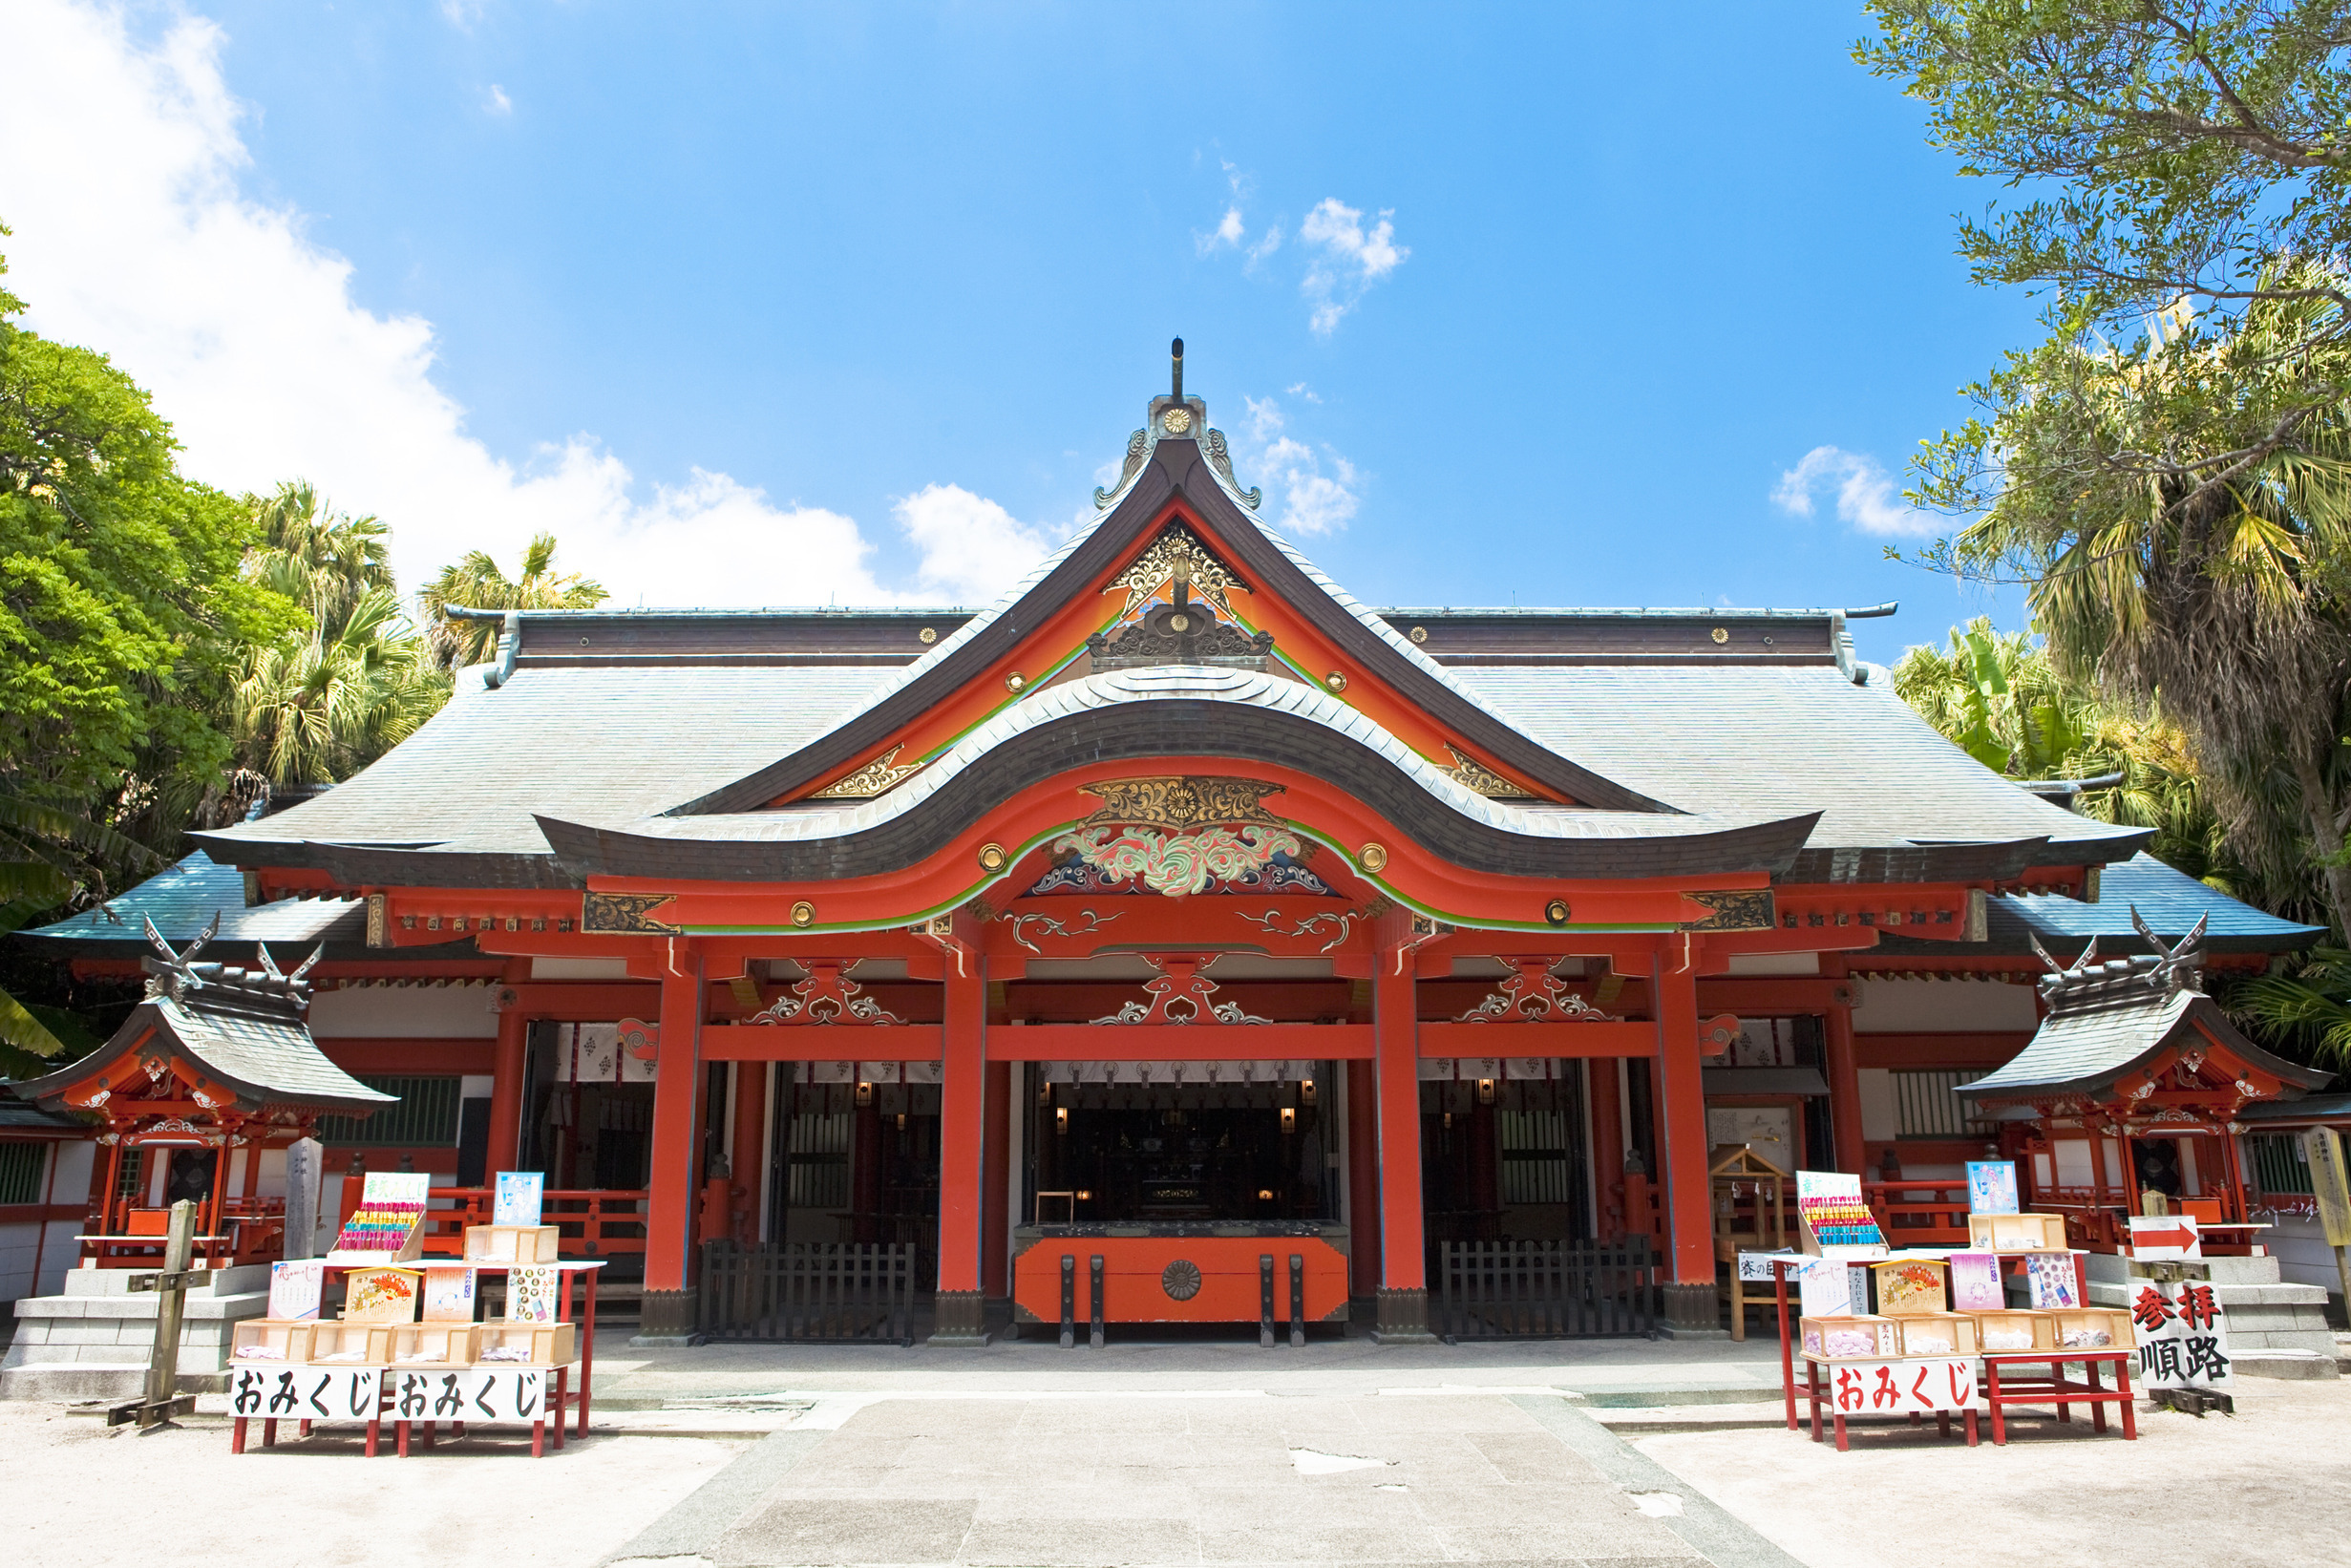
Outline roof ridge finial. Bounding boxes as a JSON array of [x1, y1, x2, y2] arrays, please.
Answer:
[[1171, 337, 1184, 402]]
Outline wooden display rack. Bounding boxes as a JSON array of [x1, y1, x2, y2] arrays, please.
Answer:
[[1712, 1144, 1790, 1342]]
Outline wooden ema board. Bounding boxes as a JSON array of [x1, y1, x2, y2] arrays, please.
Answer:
[[1010, 1235, 1348, 1325]]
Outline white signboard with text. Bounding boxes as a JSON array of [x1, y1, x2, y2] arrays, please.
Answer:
[[1811, 1357, 1980, 1415]]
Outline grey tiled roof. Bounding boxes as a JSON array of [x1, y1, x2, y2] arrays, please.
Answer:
[[1450, 665, 2141, 858], [1959, 979, 2328, 1102], [153, 992, 394, 1106], [1868, 852, 2322, 960]]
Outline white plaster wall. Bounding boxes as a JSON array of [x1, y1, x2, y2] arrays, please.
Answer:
[[0, 1143, 89, 1303], [1856, 1069, 1899, 1142], [256, 1147, 287, 1199], [309, 985, 498, 1038], [1851, 977, 2039, 1034], [0, 1218, 43, 1302], [53, 1142, 93, 1204]]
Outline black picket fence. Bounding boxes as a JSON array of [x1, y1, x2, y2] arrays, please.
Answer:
[[1435, 1238, 1659, 1341], [699, 1240, 917, 1345]]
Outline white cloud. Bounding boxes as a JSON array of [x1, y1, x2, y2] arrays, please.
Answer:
[[1196, 204, 1243, 255], [1771, 446, 1931, 538], [486, 84, 512, 116], [1284, 381, 1321, 404], [1299, 198, 1407, 335], [1244, 222, 1282, 269], [891, 483, 1055, 604], [1234, 396, 1358, 536], [0, 0, 1048, 613]]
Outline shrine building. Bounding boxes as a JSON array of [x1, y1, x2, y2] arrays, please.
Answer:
[[14, 351, 2334, 1341]]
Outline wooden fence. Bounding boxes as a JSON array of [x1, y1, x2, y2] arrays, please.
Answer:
[[699, 1240, 917, 1345], [1435, 1238, 1658, 1341]]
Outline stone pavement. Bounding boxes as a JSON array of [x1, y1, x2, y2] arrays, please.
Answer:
[[605, 1389, 1799, 1568]]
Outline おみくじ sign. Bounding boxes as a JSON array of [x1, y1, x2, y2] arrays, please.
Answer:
[[1820, 1358, 1980, 1415]]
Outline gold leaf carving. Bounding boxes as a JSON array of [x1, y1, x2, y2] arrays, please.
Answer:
[[1680, 890, 1775, 931], [1077, 775, 1285, 831], [582, 892, 681, 935], [1440, 746, 1535, 799], [810, 746, 924, 799], [1105, 525, 1246, 618]]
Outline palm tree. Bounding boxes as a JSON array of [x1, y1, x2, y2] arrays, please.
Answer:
[[246, 480, 394, 639], [234, 586, 448, 785], [1947, 276, 2351, 937], [2235, 948, 2351, 1070], [417, 532, 608, 672]]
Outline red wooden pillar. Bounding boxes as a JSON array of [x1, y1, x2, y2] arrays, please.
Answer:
[[1587, 1058, 1625, 1242], [1651, 947, 1720, 1333], [1345, 1058, 1381, 1297], [1821, 957, 1865, 1175], [641, 945, 705, 1340], [982, 1061, 1010, 1299], [486, 1003, 529, 1177], [1372, 955, 1433, 1341], [931, 925, 989, 1344]]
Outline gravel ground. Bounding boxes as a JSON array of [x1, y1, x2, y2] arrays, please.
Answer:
[[1632, 1378, 2351, 1568], [0, 1402, 748, 1568]]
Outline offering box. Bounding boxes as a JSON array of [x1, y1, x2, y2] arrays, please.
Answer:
[[230, 1319, 316, 1364], [389, 1324, 478, 1367], [463, 1224, 561, 1263], [1800, 1314, 1898, 1359], [474, 1321, 576, 1367], [1891, 1312, 1980, 1358], [1971, 1309, 2059, 1352], [305, 1323, 393, 1365], [1967, 1213, 2067, 1251], [2049, 1307, 2134, 1350], [1870, 1258, 1949, 1315]]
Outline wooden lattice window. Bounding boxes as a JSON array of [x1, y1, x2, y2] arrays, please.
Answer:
[[2248, 1134, 2314, 1197], [1891, 1069, 1996, 1139], [316, 1075, 461, 1148], [0, 1142, 46, 1205]]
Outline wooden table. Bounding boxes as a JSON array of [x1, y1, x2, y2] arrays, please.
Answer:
[[1980, 1350, 2138, 1445]]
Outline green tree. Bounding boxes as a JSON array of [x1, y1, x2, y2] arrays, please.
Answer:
[[0, 230, 294, 1058], [1861, 6, 2351, 936], [417, 532, 607, 671], [232, 483, 447, 785]]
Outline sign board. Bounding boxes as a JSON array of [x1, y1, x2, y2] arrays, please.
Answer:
[[2302, 1127, 2351, 1249], [343, 1267, 421, 1324], [1736, 1249, 1798, 1283], [1966, 1160, 2020, 1216], [2128, 1214, 2203, 1260], [2131, 1276, 2234, 1388], [1797, 1257, 1866, 1318], [231, 1366, 380, 1424], [494, 1171, 545, 1227], [1813, 1357, 1980, 1415], [508, 1263, 561, 1324], [1795, 1170, 1888, 1258], [327, 1171, 431, 1263], [387, 1367, 548, 1425], [421, 1266, 477, 1323], [2024, 1252, 2081, 1309], [267, 1260, 325, 1321], [283, 1137, 323, 1261]]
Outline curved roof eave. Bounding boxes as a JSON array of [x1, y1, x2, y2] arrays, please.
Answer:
[[676, 434, 1675, 816]]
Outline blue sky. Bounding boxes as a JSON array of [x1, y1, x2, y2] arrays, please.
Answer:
[[3, 2, 2035, 665]]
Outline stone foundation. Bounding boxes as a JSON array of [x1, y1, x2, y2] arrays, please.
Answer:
[[627, 1286, 704, 1346], [1370, 1287, 1436, 1344], [1659, 1282, 1727, 1339], [1, 1263, 270, 1401], [927, 1289, 990, 1346]]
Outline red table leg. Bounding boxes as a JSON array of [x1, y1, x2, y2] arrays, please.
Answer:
[[1963, 1409, 1980, 1447], [532, 1416, 544, 1458], [2117, 1355, 2138, 1439], [2086, 1360, 2107, 1433], [299, 1419, 312, 1438], [2054, 1359, 2071, 1423], [578, 1269, 597, 1439], [1774, 1262, 1796, 1431], [1988, 1359, 2007, 1446], [1832, 1411, 1849, 1452], [396, 1420, 411, 1457], [232, 1416, 248, 1454], [262, 1418, 277, 1448], [366, 1411, 381, 1457], [552, 1367, 568, 1451]]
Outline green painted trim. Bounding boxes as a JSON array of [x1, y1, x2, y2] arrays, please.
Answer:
[[681, 822, 1078, 937], [912, 623, 1109, 767], [1281, 823, 1673, 935]]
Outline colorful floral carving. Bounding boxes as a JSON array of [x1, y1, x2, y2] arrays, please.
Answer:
[[1052, 823, 1303, 899]]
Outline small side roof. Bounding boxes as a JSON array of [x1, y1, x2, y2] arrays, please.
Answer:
[[1868, 852, 2323, 961]]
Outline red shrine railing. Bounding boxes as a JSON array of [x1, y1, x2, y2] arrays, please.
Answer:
[[1863, 1179, 1973, 1247], [333, 1184, 650, 1258]]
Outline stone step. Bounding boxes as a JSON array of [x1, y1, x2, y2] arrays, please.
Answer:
[[12, 1291, 270, 1323], [0, 1365, 225, 1401], [2233, 1350, 2340, 1381]]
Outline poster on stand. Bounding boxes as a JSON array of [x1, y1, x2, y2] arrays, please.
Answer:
[[509, 1263, 561, 1324], [494, 1171, 545, 1226], [327, 1171, 431, 1262], [1966, 1161, 2020, 1215], [422, 1266, 477, 1323], [1796, 1257, 1856, 1317], [1794, 1171, 1888, 1258], [267, 1260, 325, 1321], [1818, 1358, 1980, 1414], [2024, 1253, 2082, 1309], [232, 1365, 381, 1423], [1949, 1252, 2005, 1310], [2131, 1275, 2234, 1388]]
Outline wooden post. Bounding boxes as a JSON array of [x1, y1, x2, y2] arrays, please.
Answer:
[[639, 945, 705, 1341], [487, 1002, 530, 1177], [1345, 1057, 1381, 1296], [930, 924, 989, 1344], [108, 1198, 199, 1429], [1652, 947, 1719, 1332], [1821, 960, 1865, 1175], [982, 1060, 1011, 1299], [1371, 951, 1432, 1342], [731, 1062, 767, 1244]]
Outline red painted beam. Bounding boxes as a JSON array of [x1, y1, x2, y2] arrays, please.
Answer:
[[701, 1025, 946, 1062], [1416, 1021, 1657, 1058], [982, 1024, 1371, 1061]]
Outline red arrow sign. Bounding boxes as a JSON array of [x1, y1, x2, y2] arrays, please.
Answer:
[[2129, 1221, 2198, 1255]]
